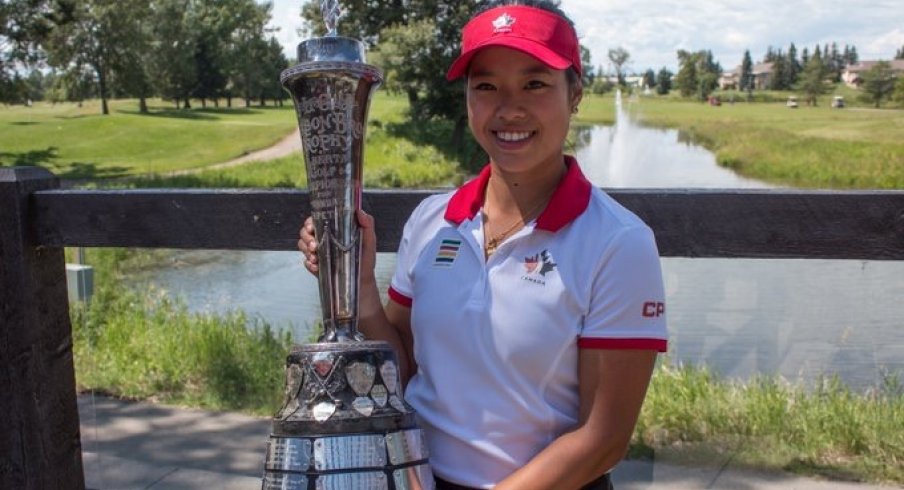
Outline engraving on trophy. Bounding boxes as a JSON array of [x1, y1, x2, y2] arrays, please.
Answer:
[[380, 360, 399, 394], [302, 353, 347, 407], [280, 363, 305, 417], [313, 435, 387, 471], [313, 401, 337, 422], [352, 396, 375, 416], [347, 361, 376, 396], [265, 438, 313, 471], [263, 472, 308, 490], [317, 473, 387, 490], [370, 383, 388, 407], [386, 429, 428, 465], [393, 465, 434, 490], [390, 395, 409, 414]]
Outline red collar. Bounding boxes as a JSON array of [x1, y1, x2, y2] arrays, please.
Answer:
[[444, 156, 592, 232]]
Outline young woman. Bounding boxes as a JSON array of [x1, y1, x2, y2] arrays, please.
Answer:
[[300, 1, 668, 488]]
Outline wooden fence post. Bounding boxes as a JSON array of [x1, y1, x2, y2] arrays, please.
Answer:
[[1, 167, 84, 489]]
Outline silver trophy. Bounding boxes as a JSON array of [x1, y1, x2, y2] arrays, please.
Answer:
[[262, 2, 433, 489]]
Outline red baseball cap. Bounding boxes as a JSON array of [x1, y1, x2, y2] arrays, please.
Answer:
[[446, 5, 582, 81]]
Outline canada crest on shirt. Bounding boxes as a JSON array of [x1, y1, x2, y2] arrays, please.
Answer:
[[522, 249, 557, 285]]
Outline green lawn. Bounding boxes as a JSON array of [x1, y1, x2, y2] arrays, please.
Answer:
[[613, 94, 904, 189], [0, 98, 298, 178], [1, 94, 464, 187]]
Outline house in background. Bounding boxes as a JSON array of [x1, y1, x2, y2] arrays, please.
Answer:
[[719, 62, 774, 91], [842, 60, 904, 88]]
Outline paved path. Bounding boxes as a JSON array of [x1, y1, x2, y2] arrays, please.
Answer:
[[78, 395, 897, 489], [165, 128, 301, 177]]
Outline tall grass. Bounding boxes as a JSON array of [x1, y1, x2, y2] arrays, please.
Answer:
[[70, 248, 293, 415], [635, 361, 904, 483]]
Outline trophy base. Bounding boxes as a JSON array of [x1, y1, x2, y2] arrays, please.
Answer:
[[263, 341, 434, 490]]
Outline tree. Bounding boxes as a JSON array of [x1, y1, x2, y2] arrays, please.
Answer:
[[642, 68, 655, 91], [674, 50, 698, 97], [579, 44, 593, 86], [859, 61, 896, 108], [892, 76, 904, 106], [786, 43, 801, 87], [149, 0, 197, 109], [607, 46, 630, 86], [1, 0, 68, 102], [896, 45, 904, 60], [675, 49, 720, 100], [655, 67, 672, 95], [794, 55, 831, 106], [44, 0, 152, 114], [739, 50, 753, 91]]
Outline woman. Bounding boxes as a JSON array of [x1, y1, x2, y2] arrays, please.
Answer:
[[300, 1, 668, 488]]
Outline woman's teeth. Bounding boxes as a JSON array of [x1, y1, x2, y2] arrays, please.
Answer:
[[496, 131, 532, 142]]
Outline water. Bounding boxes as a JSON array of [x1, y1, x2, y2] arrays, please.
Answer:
[[128, 101, 904, 391]]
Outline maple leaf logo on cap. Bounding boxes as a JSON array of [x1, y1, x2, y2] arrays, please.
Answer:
[[492, 12, 516, 33]]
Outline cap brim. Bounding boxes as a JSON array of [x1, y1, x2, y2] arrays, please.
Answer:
[[446, 37, 572, 81]]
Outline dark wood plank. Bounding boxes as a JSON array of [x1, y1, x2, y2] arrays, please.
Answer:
[[30, 188, 904, 260], [0, 167, 85, 490]]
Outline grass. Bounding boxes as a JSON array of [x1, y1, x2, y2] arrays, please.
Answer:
[[615, 92, 904, 189], [1, 94, 464, 188], [635, 361, 904, 484], [70, 247, 293, 415], [0, 99, 298, 178]]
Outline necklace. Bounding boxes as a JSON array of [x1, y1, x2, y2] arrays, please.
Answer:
[[483, 198, 548, 257]]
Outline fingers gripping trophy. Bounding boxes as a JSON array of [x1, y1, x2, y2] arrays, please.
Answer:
[[262, 2, 433, 489]]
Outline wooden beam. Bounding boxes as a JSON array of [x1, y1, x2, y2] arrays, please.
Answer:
[[29, 188, 904, 260], [0, 168, 85, 490]]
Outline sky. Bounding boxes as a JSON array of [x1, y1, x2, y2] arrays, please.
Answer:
[[264, 0, 904, 73]]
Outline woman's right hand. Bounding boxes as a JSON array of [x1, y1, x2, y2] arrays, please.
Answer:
[[298, 217, 319, 276], [297, 210, 378, 279]]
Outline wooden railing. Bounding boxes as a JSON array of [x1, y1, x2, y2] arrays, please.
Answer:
[[2, 166, 903, 489]]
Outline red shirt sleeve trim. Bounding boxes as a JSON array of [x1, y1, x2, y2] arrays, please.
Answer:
[[578, 337, 668, 352], [388, 286, 413, 308]]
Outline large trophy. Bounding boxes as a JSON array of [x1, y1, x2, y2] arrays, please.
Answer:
[[261, 2, 433, 489]]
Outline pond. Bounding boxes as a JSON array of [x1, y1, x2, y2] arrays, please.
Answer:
[[128, 100, 903, 391]]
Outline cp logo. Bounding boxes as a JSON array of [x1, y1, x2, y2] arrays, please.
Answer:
[[642, 302, 665, 318]]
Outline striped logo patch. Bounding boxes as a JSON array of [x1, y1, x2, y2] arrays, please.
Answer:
[[434, 239, 462, 266]]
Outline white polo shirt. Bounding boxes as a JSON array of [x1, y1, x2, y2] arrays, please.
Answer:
[[388, 157, 668, 487]]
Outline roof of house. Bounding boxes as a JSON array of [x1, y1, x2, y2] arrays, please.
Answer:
[[844, 59, 904, 73]]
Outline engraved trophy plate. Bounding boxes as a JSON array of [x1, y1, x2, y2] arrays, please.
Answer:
[[380, 361, 399, 394], [370, 384, 388, 407], [312, 401, 337, 422], [263, 472, 308, 490], [313, 434, 387, 471], [386, 429, 428, 465], [262, 2, 432, 488], [353, 396, 375, 416], [393, 464, 437, 490], [347, 361, 376, 395], [390, 395, 409, 413], [265, 438, 312, 471], [316, 472, 388, 490]]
